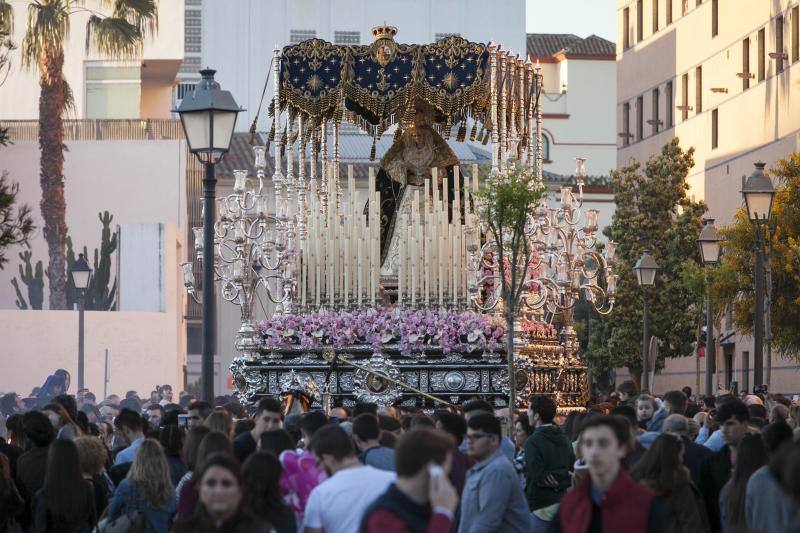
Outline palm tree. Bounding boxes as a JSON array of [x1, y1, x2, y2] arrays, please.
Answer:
[[0, 0, 156, 309]]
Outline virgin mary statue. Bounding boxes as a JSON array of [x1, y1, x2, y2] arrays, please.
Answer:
[[368, 100, 459, 276]]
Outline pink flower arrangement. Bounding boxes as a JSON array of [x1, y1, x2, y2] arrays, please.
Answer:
[[257, 307, 506, 355], [519, 319, 558, 339]]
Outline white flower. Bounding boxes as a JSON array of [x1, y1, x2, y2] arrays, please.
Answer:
[[467, 328, 482, 342], [282, 328, 295, 337]]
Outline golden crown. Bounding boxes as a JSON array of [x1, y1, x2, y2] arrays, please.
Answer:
[[372, 23, 397, 41]]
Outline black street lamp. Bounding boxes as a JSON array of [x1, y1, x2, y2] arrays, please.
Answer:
[[697, 218, 721, 397], [175, 68, 242, 402], [741, 161, 775, 389], [70, 254, 92, 391], [634, 250, 658, 392]]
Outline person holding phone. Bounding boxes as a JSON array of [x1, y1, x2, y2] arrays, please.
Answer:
[[360, 427, 458, 533]]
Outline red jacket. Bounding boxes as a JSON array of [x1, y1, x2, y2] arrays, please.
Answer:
[[363, 509, 452, 533], [559, 468, 656, 533]]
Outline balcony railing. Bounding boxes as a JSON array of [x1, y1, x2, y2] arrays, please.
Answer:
[[0, 119, 185, 141]]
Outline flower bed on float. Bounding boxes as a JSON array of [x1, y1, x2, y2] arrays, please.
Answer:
[[258, 307, 558, 356]]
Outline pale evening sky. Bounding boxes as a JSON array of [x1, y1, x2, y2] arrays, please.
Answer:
[[526, 0, 617, 43]]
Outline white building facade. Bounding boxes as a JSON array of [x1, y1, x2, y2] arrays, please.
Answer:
[[179, 0, 526, 133], [616, 0, 800, 395]]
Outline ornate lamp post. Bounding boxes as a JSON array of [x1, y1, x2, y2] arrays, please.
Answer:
[[697, 218, 721, 397], [466, 157, 617, 415], [175, 68, 242, 402], [70, 254, 92, 391], [740, 162, 775, 389], [634, 250, 658, 392]]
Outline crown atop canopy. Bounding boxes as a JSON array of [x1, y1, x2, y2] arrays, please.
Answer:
[[372, 23, 398, 41]]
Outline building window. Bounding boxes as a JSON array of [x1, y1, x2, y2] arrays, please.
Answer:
[[623, 8, 631, 49], [623, 102, 631, 146], [758, 28, 766, 81], [793, 6, 799, 63], [180, 56, 201, 74], [185, 9, 201, 27], [636, 95, 644, 140], [681, 73, 689, 120], [542, 135, 550, 160], [665, 81, 673, 128], [695, 66, 702, 113], [435, 32, 460, 41], [712, 0, 718, 37], [776, 15, 785, 73], [711, 108, 718, 149], [653, 0, 659, 33], [637, 0, 644, 42], [666, 0, 673, 24], [175, 83, 196, 100], [741, 351, 750, 393], [85, 64, 141, 119], [742, 37, 750, 90], [290, 29, 316, 44], [334, 31, 360, 44], [651, 88, 660, 134]]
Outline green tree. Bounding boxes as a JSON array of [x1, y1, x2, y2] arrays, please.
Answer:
[[585, 139, 707, 386], [0, 0, 157, 309], [0, 171, 35, 270], [713, 153, 800, 356], [475, 163, 545, 432]]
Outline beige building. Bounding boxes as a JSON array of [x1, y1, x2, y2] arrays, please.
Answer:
[[616, 0, 800, 395], [0, 1, 191, 397], [1, 0, 184, 120]]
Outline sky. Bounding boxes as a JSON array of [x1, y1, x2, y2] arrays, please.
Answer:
[[526, 0, 617, 42]]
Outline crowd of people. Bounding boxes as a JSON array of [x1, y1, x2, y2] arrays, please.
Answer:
[[2, 371, 800, 532]]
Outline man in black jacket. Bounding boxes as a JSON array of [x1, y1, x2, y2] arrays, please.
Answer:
[[15, 411, 54, 501], [662, 413, 711, 487], [698, 398, 749, 533], [525, 395, 575, 532]]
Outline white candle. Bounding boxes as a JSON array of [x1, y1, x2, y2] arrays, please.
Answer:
[[357, 233, 363, 306], [399, 214, 406, 307]]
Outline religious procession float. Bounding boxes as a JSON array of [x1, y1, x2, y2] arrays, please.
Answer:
[[180, 25, 618, 415]]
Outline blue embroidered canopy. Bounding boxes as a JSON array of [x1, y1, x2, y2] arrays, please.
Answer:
[[278, 35, 490, 132]]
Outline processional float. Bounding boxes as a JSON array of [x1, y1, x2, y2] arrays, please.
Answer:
[[180, 25, 617, 414]]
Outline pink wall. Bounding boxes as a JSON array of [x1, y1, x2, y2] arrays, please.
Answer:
[[0, 139, 186, 309], [0, 309, 184, 398]]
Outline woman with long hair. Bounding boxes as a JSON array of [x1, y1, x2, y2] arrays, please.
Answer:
[[159, 424, 187, 485], [242, 451, 296, 533], [31, 439, 96, 532], [204, 411, 233, 439], [74, 436, 111, 518], [42, 402, 83, 440], [175, 431, 234, 523], [0, 454, 23, 532], [630, 433, 709, 532], [258, 429, 296, 457], [720, 433, 768, 532], [175, 426, 211, 508], [513, 415, 532, 487], [174, 453, 269, 533], [106, 439, 176, 533]]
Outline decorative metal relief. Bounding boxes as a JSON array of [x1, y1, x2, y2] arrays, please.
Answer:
[[278, 370, 322, 402], [353, 352, 402, 407]]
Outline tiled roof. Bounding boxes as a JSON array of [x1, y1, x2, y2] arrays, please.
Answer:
[[526, 33, 615, 58], [217, 129, 490, 180]]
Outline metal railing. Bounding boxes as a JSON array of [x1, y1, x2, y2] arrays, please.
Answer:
[[0, 119, 185, 141]]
